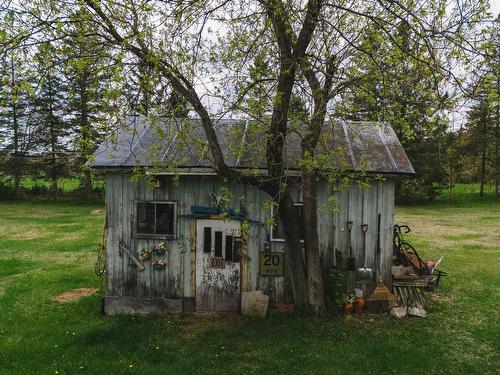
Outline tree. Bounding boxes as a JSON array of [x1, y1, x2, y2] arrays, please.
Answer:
[[334, 18, 454, 201], [3, 0, 488, 313], [32, 42, 70, 193], [459, 16, 499, 197], [62, 7, 112, 196], [0, 12, 40, 195]]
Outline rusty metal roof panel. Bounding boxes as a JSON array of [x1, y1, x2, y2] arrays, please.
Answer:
[[90, 117, 415, 175]]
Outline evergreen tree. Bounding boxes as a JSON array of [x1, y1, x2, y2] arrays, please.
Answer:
[[0, 12, 40, 194], [62, 8, 112, 196], [32, 42, 70, 193]]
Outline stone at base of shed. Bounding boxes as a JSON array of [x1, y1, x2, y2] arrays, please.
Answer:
[[102, 296, 195, 315]]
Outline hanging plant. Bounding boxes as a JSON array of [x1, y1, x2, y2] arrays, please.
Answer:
[[138, 248, 152, 261], [152, 259, 167, 271], [152, 242, 166, 256]]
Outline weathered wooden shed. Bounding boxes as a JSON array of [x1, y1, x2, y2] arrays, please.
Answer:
[[91, 117, 414, 314]]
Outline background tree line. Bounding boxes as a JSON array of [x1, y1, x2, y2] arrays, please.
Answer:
[[0, 4, 498, 201]]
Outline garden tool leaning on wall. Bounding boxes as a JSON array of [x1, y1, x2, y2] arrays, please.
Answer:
[[366, 214, 397, 312]]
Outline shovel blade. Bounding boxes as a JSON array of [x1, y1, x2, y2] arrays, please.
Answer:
[[356, 266, 373, 282]]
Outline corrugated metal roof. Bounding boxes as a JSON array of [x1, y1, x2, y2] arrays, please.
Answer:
[[89, 116, 415, 175]]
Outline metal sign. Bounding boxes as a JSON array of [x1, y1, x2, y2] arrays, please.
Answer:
[[260, 252, 284, 276], [211, 257, 226, 269]]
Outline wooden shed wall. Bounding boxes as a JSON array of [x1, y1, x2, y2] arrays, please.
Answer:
[[104, 172, 395, 304]]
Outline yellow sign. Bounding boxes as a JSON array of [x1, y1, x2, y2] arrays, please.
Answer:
[[260, 252, 284, 276]]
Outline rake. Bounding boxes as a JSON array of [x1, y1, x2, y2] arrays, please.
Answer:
[[366, 214, 397, 311]]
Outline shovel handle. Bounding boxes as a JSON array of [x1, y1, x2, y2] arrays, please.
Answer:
[[361, 224, 368, 233]]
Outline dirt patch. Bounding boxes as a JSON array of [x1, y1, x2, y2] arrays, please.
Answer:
[[54, 288, 98, 303], [90, 209, 104, 215], [7, 230, 44, 240], [181, 312, 240, 337]]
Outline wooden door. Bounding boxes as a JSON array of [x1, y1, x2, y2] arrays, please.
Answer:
[[195, 219, 241, 311]]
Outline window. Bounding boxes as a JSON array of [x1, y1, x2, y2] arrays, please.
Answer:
[[270, 203, 304, 241], [136, 201, 176, 237], [225, 235, 241, 262]]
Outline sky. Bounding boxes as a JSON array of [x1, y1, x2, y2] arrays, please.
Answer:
[[490, 0, 500, 15]]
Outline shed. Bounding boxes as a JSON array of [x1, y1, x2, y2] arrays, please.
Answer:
[[90, 116, 414, 314]]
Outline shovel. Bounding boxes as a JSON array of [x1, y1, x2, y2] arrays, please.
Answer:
[[346, 221, 355, 271], [356, 223, 373, 282]]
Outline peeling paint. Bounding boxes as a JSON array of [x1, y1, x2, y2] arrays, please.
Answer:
[[195, 219, 241, 311]]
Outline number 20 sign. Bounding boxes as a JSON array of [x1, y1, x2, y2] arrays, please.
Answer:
[[259, 252, 284, 276]]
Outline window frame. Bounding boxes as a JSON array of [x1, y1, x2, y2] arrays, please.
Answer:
[[270, 202, 304, 242], [134, 200, 177, 239]]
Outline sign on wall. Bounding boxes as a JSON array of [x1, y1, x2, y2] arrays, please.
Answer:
[[259, 252, 284, 276], [211, 257, 226, 269]]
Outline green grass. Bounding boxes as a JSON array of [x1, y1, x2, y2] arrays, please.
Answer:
[[0, 176, 105, 196], [439, 183, 497, 200], [0, 199, 499, 374]]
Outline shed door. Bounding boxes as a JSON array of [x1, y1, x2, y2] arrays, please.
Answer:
[[196, 219, 241, 311]]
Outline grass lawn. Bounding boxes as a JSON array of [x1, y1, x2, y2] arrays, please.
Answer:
[[0, 198, 498, 374]]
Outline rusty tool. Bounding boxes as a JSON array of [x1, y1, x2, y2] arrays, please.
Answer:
[[346, 220, 355, 270], [367, 214, 397, 311], [356, 223, 372, 282]]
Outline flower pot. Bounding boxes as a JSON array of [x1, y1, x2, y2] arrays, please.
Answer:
[[138, 253, 151, 262], [353, 296, 365, 313], [153, 249, 166, 256], [153, 264, 166, 271], [344, 302, 353, 314]]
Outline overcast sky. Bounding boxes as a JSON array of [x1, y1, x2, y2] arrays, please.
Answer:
[[490, 0, 500, 15]]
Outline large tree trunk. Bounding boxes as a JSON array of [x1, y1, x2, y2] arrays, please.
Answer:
[[302, 169, 326, 314], [11, 56, 21, 196], [79, 78, 93, 198], [277, 192, 309, 311], [14, 173, 21, 196], [480, 114, 487, 197], [496, 64, 499, 197]]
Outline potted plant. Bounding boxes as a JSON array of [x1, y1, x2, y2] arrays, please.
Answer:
[[343, 294, 355, 314], [152, 259, 167, 271], [138, 248, 152, 261], [353, 289, 366, 313], [152, 242, 166, 256]]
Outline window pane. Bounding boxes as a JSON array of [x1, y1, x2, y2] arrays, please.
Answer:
[[156, 203, 174, 235], [233, 238, 241, 263], [272, 204, 303, 241], [137, 203, 155, 234], [225, 235, 233, 261], [214, 231, 222, 257], [296, 205, 304, 240], [203, 227, 212, 253], [273, 217, 285, 240]]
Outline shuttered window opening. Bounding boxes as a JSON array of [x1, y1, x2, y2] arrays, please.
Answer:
[[136, 201, 176, 237], [203, 227, 212, 253], [214, 231, 223, 257], [225, 235, 233, 261]]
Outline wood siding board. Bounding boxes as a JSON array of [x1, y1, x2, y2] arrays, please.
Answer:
[[105, 173, 116, 296], [365, 183, 378, 278], [382, 180, 395, 286]]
